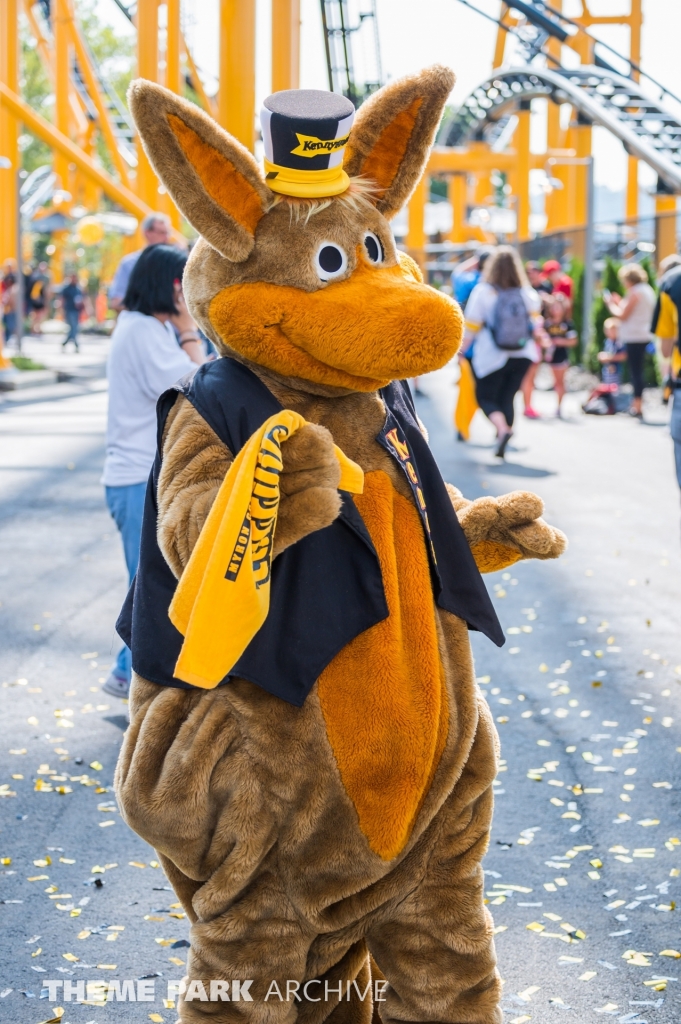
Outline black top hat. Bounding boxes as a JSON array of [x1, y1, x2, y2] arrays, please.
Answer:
[[260, 90, 355, 198]]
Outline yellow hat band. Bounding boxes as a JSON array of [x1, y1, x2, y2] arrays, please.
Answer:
[[264, 158, 350, 198]]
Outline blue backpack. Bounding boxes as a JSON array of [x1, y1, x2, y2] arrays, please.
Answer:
[[489, 287, 532, 351]]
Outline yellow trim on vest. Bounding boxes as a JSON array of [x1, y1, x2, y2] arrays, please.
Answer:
[[264, 158, 350, 198]]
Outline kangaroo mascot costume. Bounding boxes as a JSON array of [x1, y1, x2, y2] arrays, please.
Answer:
[[115, 65, 566, 1024]]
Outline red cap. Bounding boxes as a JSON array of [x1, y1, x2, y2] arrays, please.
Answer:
[[542, 260, 562, 274]]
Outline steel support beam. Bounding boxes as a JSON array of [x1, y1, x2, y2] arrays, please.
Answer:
[[137, 0, 160, 210], [272, 0, 300, 92], [219, 0, 256, 151], [0, 81, 154, 221], [0, 0, 19, 265]]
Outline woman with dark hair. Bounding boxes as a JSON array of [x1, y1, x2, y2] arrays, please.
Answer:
[[463, 245, 543, 457], [101, 244, 207, 698]]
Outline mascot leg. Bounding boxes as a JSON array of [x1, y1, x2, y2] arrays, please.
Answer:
[[366, 708, 502, 1024]]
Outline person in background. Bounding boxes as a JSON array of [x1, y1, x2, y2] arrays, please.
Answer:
[[525, 261, 553, 295], [108, 213, 172, 312], [1, 262, 18, 346], [541, 259, 573, 311], [28, 261, 51, 334], [101, 244, 207, 699], [463, 245, 543, 458], [451, 248, 494, 310], [541, 294, 578, 416], [606, 263, 657, 420], [60, 273, 84, 352], [650, 259, 681, 494]]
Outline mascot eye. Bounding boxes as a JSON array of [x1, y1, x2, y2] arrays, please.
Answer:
[[314, 243, 348, 282], [363, 232, 384, 264]]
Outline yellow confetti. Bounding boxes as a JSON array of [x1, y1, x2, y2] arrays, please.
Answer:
[[129, 861, 147, 869], [163, 999, 176, 1009], [643, 980, 667, 991], [145, 915, 165, 921], [70, 908, 81, 917], [622, 951, 651, 967], [62, 953, 79, 962], [510, 1017, 531, 1024], [77, 930, 91, 939], [97, 964, 117, 970], [660, 949, 681, 958], [149, 860, 160, 868], [492, 925, 507, 935], [544, 913, 562, 922], [579, 971, 597, 981], [168, 957, 185, 966], [31, 948, 42, 957], [90, 761, 103, 771], [637, 819, 660, 827], [526, 921, 545, 932], [34, 857, 51, 867], [59, 857, 75, 864], [596, 1005, 618, 1014], [517, 986, 540, 1001], [28, 875, 49, 882], [9, 748, 26, 754], [155, 938, 177, 947], [27, 716, 39, 725], [149, 1015, 164, 1023]]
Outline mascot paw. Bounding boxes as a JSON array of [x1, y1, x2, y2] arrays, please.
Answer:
[[447, 485, 567, 572], [274, 424, 342, 556]]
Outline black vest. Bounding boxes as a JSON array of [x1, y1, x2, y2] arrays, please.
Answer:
[[116, 358, 503, 707]]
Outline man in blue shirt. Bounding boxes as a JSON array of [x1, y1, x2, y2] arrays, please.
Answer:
[[108, 213, 172, 311], [451, 248, 493, 310]]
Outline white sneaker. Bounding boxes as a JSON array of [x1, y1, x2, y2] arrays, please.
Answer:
[[102, 671, 130, 699]]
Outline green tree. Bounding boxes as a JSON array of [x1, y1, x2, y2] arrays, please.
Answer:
[[566, 256, 584, 364], [587, 257, 622, 371]]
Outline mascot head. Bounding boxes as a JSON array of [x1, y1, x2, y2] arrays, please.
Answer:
[[128, 66, 463, 393]]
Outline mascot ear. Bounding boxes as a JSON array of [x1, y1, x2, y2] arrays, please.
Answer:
[[128, 80, 272, 261], [344, 65, 455, 220]]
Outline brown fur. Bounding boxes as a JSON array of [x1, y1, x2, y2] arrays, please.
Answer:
[[116, 68, 565, 1024], [128, 80, 272, 260], [116, 604, 502, 1024], [447, 485, 567, 571], [344, 66, 455, 218], [159, 395, 343, 577]]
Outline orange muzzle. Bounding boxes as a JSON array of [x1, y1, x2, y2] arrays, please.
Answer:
[[209, 251, 464, 391]]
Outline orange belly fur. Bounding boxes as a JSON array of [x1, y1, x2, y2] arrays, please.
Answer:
[[318, 470, 448, 861]]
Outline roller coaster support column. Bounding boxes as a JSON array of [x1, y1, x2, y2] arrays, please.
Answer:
[[54, 0, 73, 284], [406, 173, 426, 271], [516, 101, 531, 241], [0, 0, 19, 266], [165, 0, 182, 230], [654, 181, 678, 263], [137, 0, 160, 211], [573, 113, 592, 234], [448, 173, 467, 243], [626, 0, 642, 220], [219, 0, 256, 152], [272, 0, 300, 92]]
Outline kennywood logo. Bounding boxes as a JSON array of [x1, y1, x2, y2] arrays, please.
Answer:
[[290, 133, 350, 157]]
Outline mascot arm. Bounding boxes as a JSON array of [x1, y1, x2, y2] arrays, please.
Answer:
[[446, 484, 567, 574], [157, 396, 342, 578]]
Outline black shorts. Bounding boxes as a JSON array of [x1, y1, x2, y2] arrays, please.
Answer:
[[546, 346, 568, 365]]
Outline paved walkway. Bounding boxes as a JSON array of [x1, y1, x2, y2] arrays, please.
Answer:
[[0, 356, 679, 1023]]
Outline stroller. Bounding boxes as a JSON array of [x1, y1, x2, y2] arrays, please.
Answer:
[[582, 382, 630, 415]]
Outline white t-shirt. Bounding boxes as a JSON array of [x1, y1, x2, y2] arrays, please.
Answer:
[[465, 281, 541, 379], [617, 282, 656, 343], [102, 311, 194, 487]]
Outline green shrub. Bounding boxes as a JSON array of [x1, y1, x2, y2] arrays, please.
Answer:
[[11, 356, 46, 371]]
